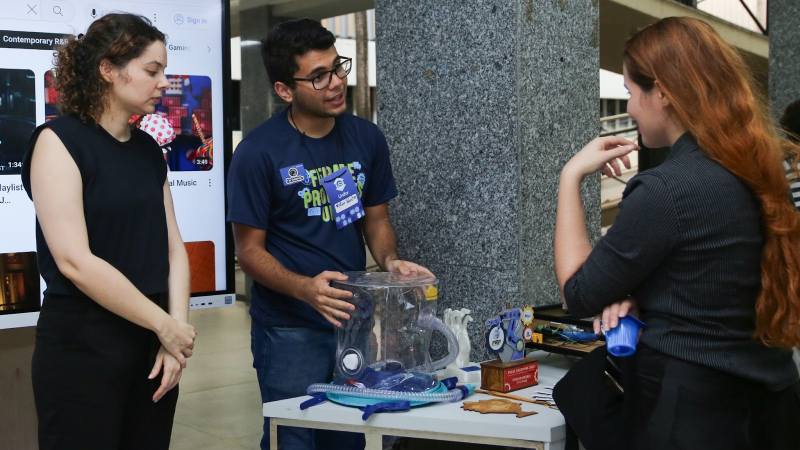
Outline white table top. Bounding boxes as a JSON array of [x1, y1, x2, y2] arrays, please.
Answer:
[[263, 351, 575, 444]]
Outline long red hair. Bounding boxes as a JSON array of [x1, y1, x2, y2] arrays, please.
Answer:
[[624, 17, 800, 347]]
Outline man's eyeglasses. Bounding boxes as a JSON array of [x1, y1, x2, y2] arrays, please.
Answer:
[[292, 57, 352, 90]]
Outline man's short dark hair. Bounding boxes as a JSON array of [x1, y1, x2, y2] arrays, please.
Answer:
[[261, 18, 336, 88], [781, 100, 800, 144]]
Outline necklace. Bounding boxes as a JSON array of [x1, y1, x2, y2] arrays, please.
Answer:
[[288, 105, 347, 177]]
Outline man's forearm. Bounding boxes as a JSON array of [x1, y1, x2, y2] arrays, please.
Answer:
[[363, 217, 400, 271], [238, 247, 310, 300]]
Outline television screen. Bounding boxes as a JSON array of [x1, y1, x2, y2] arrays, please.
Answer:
[[0, 0, 235, 329]]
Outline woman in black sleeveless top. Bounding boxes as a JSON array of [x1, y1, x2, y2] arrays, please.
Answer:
[[21, 14, 197, 450]]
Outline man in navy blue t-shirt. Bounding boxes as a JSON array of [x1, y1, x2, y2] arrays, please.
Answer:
[[227, 18, 431, 450]]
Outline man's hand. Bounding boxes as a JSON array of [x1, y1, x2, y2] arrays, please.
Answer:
[[297, 271, 355, 328], [150, 345, 183, 402], [386, 258, 434, 276]]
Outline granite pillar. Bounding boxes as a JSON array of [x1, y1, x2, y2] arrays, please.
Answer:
[[239, 5, 289, 136], [769, 0, 800, 121], [376, 0, 600, 361]]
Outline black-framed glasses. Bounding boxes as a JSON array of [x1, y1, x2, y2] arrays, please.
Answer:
[[292, 57, 352, 90]]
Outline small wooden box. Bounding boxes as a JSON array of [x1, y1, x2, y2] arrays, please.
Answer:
[[480, 357, 539, 393]]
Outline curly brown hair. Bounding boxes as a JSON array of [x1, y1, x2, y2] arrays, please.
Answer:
[[54, 14, 165, 124]]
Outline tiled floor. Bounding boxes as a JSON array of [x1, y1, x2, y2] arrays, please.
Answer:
[[170, 300, 263, 450]]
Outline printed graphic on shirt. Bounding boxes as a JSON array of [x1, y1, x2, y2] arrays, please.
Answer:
[[280, 163, 307, 186], [293, 160, 365, 223]]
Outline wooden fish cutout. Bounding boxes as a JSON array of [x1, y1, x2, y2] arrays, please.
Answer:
[[461, 399, 538, 418]]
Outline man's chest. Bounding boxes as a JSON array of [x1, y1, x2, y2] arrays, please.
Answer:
[[271, 154, 371, 225]]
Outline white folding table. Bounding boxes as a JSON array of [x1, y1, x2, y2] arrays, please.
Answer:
[[263, 351, 575, 450]]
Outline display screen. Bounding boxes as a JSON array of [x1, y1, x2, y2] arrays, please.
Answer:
[[0, 0, 234, 329]]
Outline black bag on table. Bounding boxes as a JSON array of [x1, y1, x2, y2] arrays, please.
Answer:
[[552, 346, 624, 450]]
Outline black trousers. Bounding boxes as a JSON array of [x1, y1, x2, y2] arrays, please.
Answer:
[[626, 345, 800, 450], [32, 293, 178, 450], [555, 345, 800, 450]]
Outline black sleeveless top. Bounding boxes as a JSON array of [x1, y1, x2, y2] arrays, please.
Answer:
[[21, 115, 169, 297]]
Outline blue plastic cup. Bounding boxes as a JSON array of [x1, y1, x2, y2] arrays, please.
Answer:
[[605, 315, 646, 357]]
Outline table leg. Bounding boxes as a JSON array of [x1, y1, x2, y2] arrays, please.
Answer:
[[270, 420, 278, 450], [364, 432, 383, 450]]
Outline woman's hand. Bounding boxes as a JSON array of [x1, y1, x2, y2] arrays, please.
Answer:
[[593, 298, 638, 334], [156, 317, 197, 367], [150, 345, 183, 402], [563, 136, 639, 181]]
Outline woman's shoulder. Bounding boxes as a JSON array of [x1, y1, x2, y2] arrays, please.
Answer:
[[43, 114, 93, 131], [625, 169, 672, 196], [36, 115, 103, 146], [639, 147, 726, 187], [26, 115, 94, 157]]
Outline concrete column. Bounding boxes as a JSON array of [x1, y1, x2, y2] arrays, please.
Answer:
[[769, 0, 800, 119], [239, 5, 289, 136], [376, 0, 600, 361]]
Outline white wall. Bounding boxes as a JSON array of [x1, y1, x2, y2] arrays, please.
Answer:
[[697, 0, 767, 33], [231, 36, 242, 81], [600, 69, 629, 100]]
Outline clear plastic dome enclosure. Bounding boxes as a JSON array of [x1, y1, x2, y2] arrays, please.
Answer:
[[305, 272, 471, 411], [331, 271, 444, 382]]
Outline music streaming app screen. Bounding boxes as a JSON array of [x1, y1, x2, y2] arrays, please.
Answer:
[[0, 0, 230, 326]]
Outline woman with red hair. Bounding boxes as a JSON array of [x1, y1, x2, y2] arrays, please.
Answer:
[[555, 17, 800, 449]]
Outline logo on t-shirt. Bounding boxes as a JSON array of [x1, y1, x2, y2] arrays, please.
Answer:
[[295, 161, 366, 224], [334, 178, 346, 191], [280, 163, 307, 186]]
